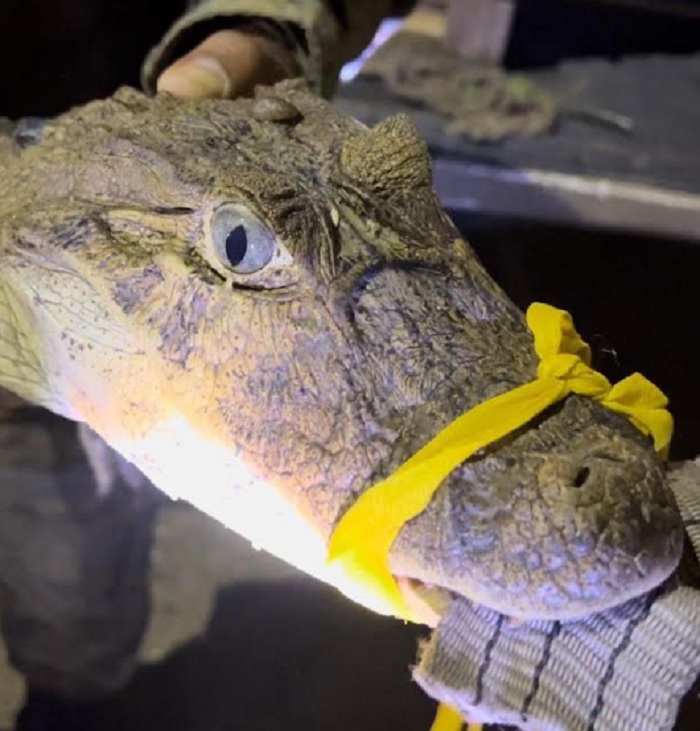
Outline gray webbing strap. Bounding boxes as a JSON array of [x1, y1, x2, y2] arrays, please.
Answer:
[[414, 460, 700, 731]]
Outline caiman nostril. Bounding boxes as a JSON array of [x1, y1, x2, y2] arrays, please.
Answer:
[[573, 466, 591, 488]]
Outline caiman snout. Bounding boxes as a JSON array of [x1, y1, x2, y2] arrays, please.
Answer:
[[389, 409, 684, 622]]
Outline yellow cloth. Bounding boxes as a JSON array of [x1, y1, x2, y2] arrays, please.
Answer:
[[429, 702, 469, 731], [327, 303, 673, 621]]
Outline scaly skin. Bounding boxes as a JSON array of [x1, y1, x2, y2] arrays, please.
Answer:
[[0, 83, 683, 621]]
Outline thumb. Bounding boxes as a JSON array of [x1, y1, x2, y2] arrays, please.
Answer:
[[157, 28, 298, 100]]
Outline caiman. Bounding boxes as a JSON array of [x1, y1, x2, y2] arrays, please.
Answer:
[[0, 81, 683, 625]]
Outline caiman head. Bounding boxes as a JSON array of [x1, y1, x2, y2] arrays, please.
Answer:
[[0, 82, 683, 622]]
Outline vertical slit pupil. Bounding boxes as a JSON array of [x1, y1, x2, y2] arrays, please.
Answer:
[[225, 225, 248, 266], [573, 467, 590, 488]]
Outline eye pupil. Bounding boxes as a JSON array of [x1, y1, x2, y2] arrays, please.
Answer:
[[225, 225, 248, 266]]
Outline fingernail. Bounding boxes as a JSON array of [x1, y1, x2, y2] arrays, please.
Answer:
[[157, 56, 231, 99]]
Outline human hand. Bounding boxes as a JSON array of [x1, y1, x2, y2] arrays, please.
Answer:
[[157, 28, 300, 100]]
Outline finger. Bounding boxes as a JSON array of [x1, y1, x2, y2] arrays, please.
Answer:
[[157, 29, 297, 100]]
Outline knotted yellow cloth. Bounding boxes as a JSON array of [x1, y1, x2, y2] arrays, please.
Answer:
[[327, 303, 673, 622]]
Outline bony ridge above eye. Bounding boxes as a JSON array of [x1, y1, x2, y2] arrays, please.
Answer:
[[212, 203, 277, 275]]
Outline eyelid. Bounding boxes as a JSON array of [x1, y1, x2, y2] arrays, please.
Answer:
[[103, 208, 195, 238]]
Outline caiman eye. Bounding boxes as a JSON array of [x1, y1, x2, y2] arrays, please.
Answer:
[[212, 204, 276, 274]]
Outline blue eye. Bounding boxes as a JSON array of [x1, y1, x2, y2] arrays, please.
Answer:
[[212, 204, 276, 274]]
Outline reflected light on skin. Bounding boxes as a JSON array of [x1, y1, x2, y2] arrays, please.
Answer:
[[107, 410, 406, 619]]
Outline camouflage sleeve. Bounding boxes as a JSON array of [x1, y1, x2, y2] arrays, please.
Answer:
[[142, 0, 416, 98]]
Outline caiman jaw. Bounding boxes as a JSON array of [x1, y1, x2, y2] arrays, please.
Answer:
[[0, 255, 152, 426], [0, 272, 77, 417], [0, 258, 683, 627]]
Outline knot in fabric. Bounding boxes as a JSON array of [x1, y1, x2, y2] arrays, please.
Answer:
[[529, 303, 672, 455]]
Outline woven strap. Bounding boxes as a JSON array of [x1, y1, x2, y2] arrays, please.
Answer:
[[414, 460, 700, 731]]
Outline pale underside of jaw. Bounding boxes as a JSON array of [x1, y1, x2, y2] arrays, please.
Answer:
[[106, 410, 444, 623]]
